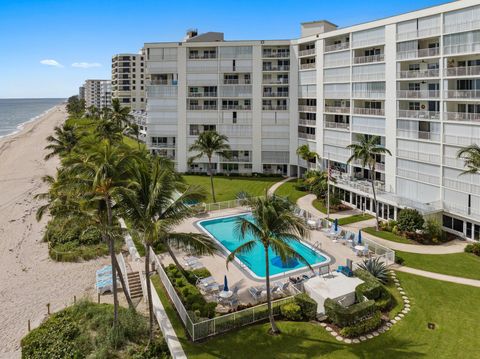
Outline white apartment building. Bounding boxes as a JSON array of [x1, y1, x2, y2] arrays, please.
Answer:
[[145, 1, 480, 241], [111, 53, 147, 111], [78, 85, 85, 101], [84, 79, 112, 109]]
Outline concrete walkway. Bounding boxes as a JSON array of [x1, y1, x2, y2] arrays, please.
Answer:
[[394, 265, 480, 288], [268, 176, 293, 196]]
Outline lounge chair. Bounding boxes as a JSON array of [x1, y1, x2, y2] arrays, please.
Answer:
[[336, 265, 353, 277], [248, 286, 264, 302]]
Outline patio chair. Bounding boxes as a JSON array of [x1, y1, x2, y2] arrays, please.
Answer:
[[363, 244, 370, 257], [248, 286, 264, 302], [318, 265, 330, 278]]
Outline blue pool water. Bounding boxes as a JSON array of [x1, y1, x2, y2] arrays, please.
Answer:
[[198, 214, 329, 278]]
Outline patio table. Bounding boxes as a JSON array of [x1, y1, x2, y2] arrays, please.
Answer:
[[219, 290, 233, 299]]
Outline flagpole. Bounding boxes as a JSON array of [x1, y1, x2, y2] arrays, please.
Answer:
[[327, 155, 330, 221]]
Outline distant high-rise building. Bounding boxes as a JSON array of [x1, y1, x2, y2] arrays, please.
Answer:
[[78, 85, 85, 100], [84, 79, 111, 109], [111, 53, 146, 111]]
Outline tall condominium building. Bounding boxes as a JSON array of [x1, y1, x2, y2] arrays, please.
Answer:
[[78, 85, 85, 100], [84, 79, 112, 109], [144, 0, 480, 241], [111, 53, 147, 111]]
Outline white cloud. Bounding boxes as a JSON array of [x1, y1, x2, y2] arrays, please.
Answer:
[[71, 62, 101, 68], [40, 59, 63, 67]]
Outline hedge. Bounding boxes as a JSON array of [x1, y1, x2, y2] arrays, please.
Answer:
[[354, 269, 391, 302], [324, 298, 376, 327], [339, 311, 382, 338], [281, 303, 303, 321], [294, 293, 317, 320]]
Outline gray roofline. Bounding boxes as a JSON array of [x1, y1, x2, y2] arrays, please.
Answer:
[[301, 19, 337, 27]]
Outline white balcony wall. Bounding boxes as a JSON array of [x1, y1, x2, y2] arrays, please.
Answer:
[[351, 116, 385, 135], [323, 130, 350, 147], [324, 83, 350, 98], [218, 46, 253, 59], [324, 145, 350, 163], [262, 125, 289, 139], [444, 189, 480, 217], [261, 151, 290, 163], [148, 47, 177, 61], [443, 123, 480, 146], [147, 61, 177, 73], [444, 5, 480, 34], [396, 177, 440, 203], [147, 85, 177, 97], [262, 139, 289, 151], [396, 15, 440, 41], [187, 60, 218, 73], [219, 59, 252, 72], [397, 158, 441, 185], [147, 98, 177, 111], [299, 70, 316, 85], [443, 30, 480, 55], [443, 145, 465, 169], [220, 85, 252, 97], [324, 51, 350, 67], [352, 82, 385, 98], [324, 67, 350, 82], [352, 64, 385, 82], [351, 26, 385, 48], [186, 112, 219, 124], [218, 124, 252, 137], [397, 139, 440, 164], [298, 84, 317, 98], [221, 111, 252, 124], [187, 73, 218, 86]]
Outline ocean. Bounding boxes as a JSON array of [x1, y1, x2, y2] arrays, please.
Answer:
[[0, 98, 65, 138]]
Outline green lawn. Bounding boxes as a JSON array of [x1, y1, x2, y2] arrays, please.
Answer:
[[153, 272, 480, 358], [336, 214, 374, 226], [363, 227, 414, 244], [312, 199, 347, 214], [183, 175, 280, 203], [274, 179, 308, 204], [396, 250, 480, 280]]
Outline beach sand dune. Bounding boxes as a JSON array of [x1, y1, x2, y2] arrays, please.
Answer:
[[0, 105, 107, 358]]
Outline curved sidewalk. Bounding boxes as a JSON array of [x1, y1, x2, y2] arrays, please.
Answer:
[[394, 265, 480, 288], [268, 176, 293, 196], [295, 194, 467, 254]]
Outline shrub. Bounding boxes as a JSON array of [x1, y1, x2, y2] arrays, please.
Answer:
[[397, 209, 424, 233], [281, 303, 302, 321], [184, 268, 212, 285], [339, 311, 382, 338], [465, 243, 480, 256], [356, 257, 389, 284], [294, 293, 317, 320], [78, 226, 102, 245], [354, 269, 386, 300], [324, 298, 376, 327], [381, 220, 398, 232], [395, 255, 405, 265], [423, 218, 445, 243]]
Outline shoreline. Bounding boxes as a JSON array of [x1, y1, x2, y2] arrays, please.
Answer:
[[0, 105, 108, 358]]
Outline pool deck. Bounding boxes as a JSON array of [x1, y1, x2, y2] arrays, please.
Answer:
[[158, 206, 370, 306]]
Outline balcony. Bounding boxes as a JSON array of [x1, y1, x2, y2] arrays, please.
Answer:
[[299, 119, 316, 126], [324, 136, 350, 147], [397, 168, 440, 185], [189, 53, 217, 59], [299, 63, 316, 70], [263, 65, 290, 71], [188, 105, 217, 110], [151, 80, 176, 85], [324, 122, 350, 130], [298, 133, 316, 140], [444, 178, 480, 196], [397, 69, 439, 79], [262, 78, 289, 85], [221, 104, 252, 110], [444, 134, 477, 146], [397, 129, 440, 142], [263, 52, 290, 58], [396, 27, 441, 42], [444, 112, 480, 122], [324, 106, 349, 114], [397, 47, 440, 60], [223, 79, 251, 85], [299, 48, 315, 57], [397, 110, 440, 120], [444, 42, 480, 55], [353, 54, 385, 65], [443, 156, 465, 169], [352, 91, 385, 99], [444, 19, 480, 35], [396, 90, 440, 99], [262, 105, 288, 111], [444, 90, 480, 99], [353, 108, 385, 116], [396, 148, 440, 164], [220, 155, 252, 163], [324, 42, 350, 53], [299, 105, 317, 112], [263, 92, 289, 98], [188, 92, 217, 97], [443, 202, 480, 221], [444, 66, 480, 77]]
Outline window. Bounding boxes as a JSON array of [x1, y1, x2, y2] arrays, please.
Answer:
[[427, 63, 439, 70], [408, 83, 420, 91], [409, 102, 420, 110], [408, 64, 420, 71]]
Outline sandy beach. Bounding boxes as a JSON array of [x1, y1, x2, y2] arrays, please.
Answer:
[[0, 105, 108, 358]]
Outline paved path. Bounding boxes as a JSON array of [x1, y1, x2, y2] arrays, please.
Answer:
[[296, 194, 467, 254], [268, 176, 293, 196], [394, 265, 480, 288]]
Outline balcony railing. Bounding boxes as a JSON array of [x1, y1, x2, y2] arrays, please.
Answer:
[[352, 73, 385, 82], [444, 112, 480, 122], [219, 156, 252, 163], [444, 178, 480, 196], [444, 66, 480, 77], [443, 202, 480, 221], [299, 48, 315, 57], [396, 27, 441, 42], [263, 52, 290, 58], [298, 133, 316, 140], [397, 69, 439, 79], [189, 53, 217, 59], [397, 129, 440, 141], [188, 92, 217, 97], [324, 42, 350, 53], [444, 134, 477, 146], [444, 19, 480, 34], [352, 91, 385, 99], [263, 65, 290, 71], [223, 79, 251, 85], [324, 106, 349, 114], [299, 119, 316, 126], [396, 148, 440, 164], [323, 136, 350, 147], [263, 92, 289, 97], [444, 90, 480, 99], [221, 105, 252, 110], [443, 156, 465, 169], [324, 59, 350, 68], [262, 78, 289, 85], [397, 109, 440, 120], [263, 105, 288, 111], [444, 42, 480, 55], [324, 75, 350, 83], [353, 54, 385, 64], [397, 168, 440, 185], [351, 124, 385, 135], [324, 122, 350, 130], [300, 63, 316, 70], [353, 108, 385, 116], [298, 105, 317, 112], [397, 47, 440, 60], [150, 80, 176, 85], [396, 90, 440, 99]]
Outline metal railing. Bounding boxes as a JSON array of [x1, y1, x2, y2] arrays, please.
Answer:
[[444, 66, 480, 77], [188, 105, 217, 110], [353, 108, 384, 116], [396, 149, 440, 164], [189, 53, 217, 59], [443, 156, 465, 169], [324, 106, 349, 114], [324, 59, 351, 68], [444, 134, 477, 146], [443, 178, 480, 196], [444, 112, 480, 122], [396, 90, 440, 99], [300, 63, 316, 70], [396, 26, 440, 41], [397, 109, 440, 120], [188, 92, 217, 97], [324, 42, 350, 52], [263, 52, 290, 58], [262, 65, 290, 71], [299, 48, 316, 57], [299, 105, 317, 112], [262, 78, 289, 85], [298, 133, 316, 140], [324, 121, 350, 130], [397, 69, 439, 79], [397, 168, 440, 185], [444, 90, 480, 99], [221, 105, 252, 110], [263, 92, 289, 97], [262, 105, 288, 111], [397, 129, 441, 142], [352, 91, 385, 99], [299, 119, 316, 126], [397, 47, 440, 60], [444, 20, 480, 35], [443, 42, 480, 55], [223, 79, 251, 85], [352, 73, 385, 82], [353, 54, 384, 64]]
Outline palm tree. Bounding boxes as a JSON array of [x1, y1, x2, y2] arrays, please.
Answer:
[[347, 135, 391, 231], [64, 142, 136, 324], [303, 170, 331, 200], [227, 195, 311, 334], [85, 105, 100, 119], [95, 118, 123, 145], [111, 98, 133, 128], [44, 123, 80, 160], [296, 145, 319, 174], [457, 144, 480, 175], [126, 123, 141, 149], [188, 131, 231, 202], [122, 156, 216, 341]]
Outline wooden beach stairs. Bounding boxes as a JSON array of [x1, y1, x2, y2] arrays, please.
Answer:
[[127, 271, 143, 300]]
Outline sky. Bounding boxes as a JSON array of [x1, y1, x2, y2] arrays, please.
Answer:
[[0, 0, 449, 98]]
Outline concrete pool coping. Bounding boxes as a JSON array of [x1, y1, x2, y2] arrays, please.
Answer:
[[195, 212, 333, 281]]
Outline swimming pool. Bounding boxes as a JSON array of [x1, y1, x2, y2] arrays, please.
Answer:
[[198, 213, 330, 279]]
